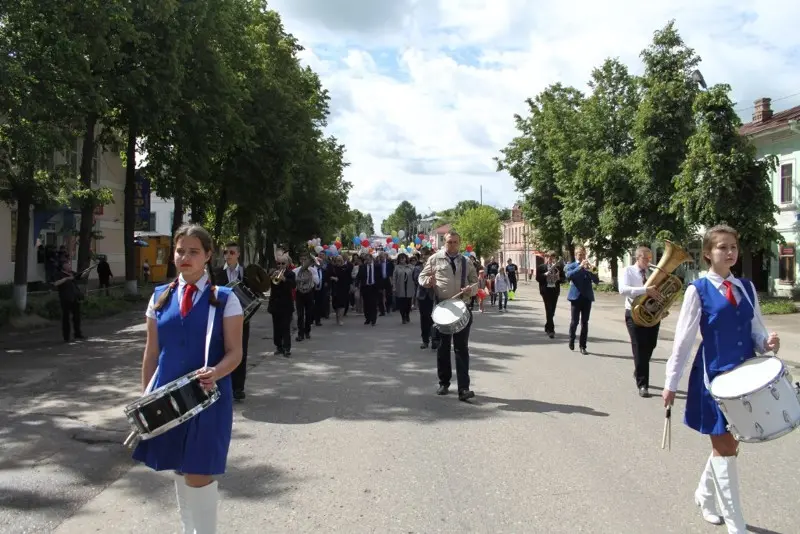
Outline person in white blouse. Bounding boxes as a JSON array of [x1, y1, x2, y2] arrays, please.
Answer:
[[662, 225, 779, 533], [618, 246, 662, 398]]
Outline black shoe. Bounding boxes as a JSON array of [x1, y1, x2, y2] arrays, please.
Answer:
[[580, 347, 589, 355], [364, 320, 370, 325], [296, 334, 304, 342], [315, 322, 322, 327], [233, 390, 246, 401], [74, 334, 86, 341], [431, 344, 438, 350], [458, 389, 475, 401], [639, 387, 650, 398], [436, 385, 449, 395], [275, 347, 284, 355], [284, 350, 291, 358], [548, 332, 555, 339], [420, 342, 429, 349], [305, 333, 311, 340], [568, 340, 575, 351]]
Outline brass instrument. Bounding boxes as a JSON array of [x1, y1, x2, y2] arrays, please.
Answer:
[[243, 264, 271, 294], [271, 267, 286, 284], [631, 240, 691, 328]]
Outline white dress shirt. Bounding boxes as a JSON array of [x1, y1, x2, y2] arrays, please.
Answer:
[[663, 272, 768, 392], [224, 263, 243, 284], [292, 265, 320, 286], [618, 264, 650, 310], [146, 273, 243, 319]]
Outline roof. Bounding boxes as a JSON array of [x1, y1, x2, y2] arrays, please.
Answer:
[[740, 104, 800, 136], [432, 223, 451, 235]]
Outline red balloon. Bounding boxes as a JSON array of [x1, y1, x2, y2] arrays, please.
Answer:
[[386, 237, 392, 243], [466, 245, 473, 252], [361, 239, 369, 247], [335, 242, 342, 249], [323, 244, 328, 249], [392, 243, 399, 249]]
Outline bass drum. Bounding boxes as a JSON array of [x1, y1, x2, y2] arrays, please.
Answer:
[[244, 263, 271, 294]]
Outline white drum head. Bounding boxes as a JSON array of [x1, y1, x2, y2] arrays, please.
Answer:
[[432, 300, 467, 326], [710, 357, 783, 399]]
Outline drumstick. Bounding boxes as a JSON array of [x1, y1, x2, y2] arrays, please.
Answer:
[[448, 283, 479, 301], [661, 405, 672, 451]]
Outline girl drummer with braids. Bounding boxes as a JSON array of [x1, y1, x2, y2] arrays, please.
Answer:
[[662, 224, 779, 533], [133, 223, 243, 534]]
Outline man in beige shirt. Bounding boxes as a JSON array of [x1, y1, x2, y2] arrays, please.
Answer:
[[418, 231, 478, 401]]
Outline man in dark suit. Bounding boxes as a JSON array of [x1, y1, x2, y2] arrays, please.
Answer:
[[357, 253, 379, 326], [564, 246, 600, 355], [376, 252, 394, 315], [214, 242, 250, 401], [535, 251, 563, 338]]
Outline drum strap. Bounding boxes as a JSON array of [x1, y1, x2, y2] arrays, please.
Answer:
[[701, 280, 772, 390], [143, 286, 218, 394]]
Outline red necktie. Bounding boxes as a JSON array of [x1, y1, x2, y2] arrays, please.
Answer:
[[181, 284, 197, 317], [722, 280, 737, 307]]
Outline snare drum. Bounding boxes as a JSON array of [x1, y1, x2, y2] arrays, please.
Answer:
[[227, 280, 261, 322], [432, 299, 471, 335], [124, 370, 220, 443], [710, 356, 800, 443]]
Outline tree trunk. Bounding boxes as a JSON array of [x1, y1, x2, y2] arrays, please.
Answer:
[[166, 179, 184, 279], [237, 214, 248, 264], [212, 185, 227, 245], [190, 193, 205, 224], [741, 248, 753, 280], [12, 185, 33, 312], [124, 117, 138, 295], [610, 259, 619, 291], [77, 113, 97, 274]]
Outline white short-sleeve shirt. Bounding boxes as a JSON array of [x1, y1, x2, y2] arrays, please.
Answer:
[[145, 273, 243, 319]]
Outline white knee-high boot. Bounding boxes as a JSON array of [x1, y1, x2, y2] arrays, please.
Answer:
[[710, 456, 747, 533], [694, 455, 723, 525], [174, 477, 195, 533], [187, 481, 219, 534]]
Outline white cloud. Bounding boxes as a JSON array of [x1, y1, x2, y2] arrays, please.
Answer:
[[268, 0, 800, 230]]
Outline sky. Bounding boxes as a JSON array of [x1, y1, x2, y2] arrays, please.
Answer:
[[267, 0, 800, 229]]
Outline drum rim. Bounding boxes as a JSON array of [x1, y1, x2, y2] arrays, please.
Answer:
[[732, 420, 800, 443], [136, 390, 220, 440], [123, 372, 217, 413], [710, 357, 785, 400]]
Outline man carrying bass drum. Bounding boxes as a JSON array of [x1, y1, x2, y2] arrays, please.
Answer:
[[418, 230, 478, 401]]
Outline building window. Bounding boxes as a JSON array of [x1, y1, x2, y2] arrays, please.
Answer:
[[780, 163, 793, 203], [779, 244, 795, 284], [149, 212, 157, 231], [156, 247, 167, 265]]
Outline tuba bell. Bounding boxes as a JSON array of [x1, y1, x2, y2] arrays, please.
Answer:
[[631, 240, 691, 328], [244, 264, 271, 294]]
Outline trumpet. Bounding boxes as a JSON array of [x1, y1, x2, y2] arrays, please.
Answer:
[[271, 267, 286, 284]]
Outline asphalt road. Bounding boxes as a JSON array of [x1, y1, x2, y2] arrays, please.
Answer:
[[2, 285, 799, 533]]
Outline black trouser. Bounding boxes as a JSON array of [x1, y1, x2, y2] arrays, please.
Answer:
[[272, 311, 293, 352], [437, 310, 473, 391], [60, 299, 82, 341], [418, 298, 434, 343], [509, 276, 517, 292], [295, 292, 314, 337], [313, 288, 329, 323], [231, 322, 250, 392], [568, 297, 592, 349], [396, 297, 412, 321], [362, 285, 379, 324], [541, 288, 560, 333], [378, 281, 393, 314], [625, 310, 660, 389], [99, 277, 110, 296]]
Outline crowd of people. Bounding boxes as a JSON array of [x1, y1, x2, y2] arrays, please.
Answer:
[[129, 222, 781, 534]]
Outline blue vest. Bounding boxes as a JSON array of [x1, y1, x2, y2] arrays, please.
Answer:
[[132, 283, 234, 475]]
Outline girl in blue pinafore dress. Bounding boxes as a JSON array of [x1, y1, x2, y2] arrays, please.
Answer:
[[662, 225, 780, 534], [133, 224, 243, 534]]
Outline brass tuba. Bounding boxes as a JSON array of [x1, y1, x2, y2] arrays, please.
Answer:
[[244, 264, 271, 294], [631, 240, 691, 327]]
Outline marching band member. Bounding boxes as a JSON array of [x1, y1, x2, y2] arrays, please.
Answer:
[[268, 254, 296, 357], [564, 246, 599, 354], [535, 251, 562, 338], [662, 225, 779, 533], [619, 246, 662, 398], [293, 254, 319, 342], [134, 224, 243, 534], [418, 231, 478, 401], [53, 258, 87, 342], [214, 242, 250, 401]]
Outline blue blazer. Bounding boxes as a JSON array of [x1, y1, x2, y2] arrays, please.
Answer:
[[565, 261, 600, 301]]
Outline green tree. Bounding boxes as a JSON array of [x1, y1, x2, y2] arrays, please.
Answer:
[[673, 84, 780, 277], [496, 84, 584, 255], [381, 200, 419, 237], [342, 208, 375, 239], [454, 206, 502, 260], [564, 58, 641, 286], [630, 20, 701, 243]]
